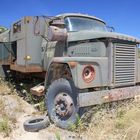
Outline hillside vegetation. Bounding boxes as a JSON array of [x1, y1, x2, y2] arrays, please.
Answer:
[[0, 26, 7, 34]]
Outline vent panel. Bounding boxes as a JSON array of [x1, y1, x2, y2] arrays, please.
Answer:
[[114, 44, 136, 86]]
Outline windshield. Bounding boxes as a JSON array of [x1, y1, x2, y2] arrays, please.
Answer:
[[65, 16, 107, 32]]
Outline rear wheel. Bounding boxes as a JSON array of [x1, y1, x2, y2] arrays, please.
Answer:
[[45, 78, 79, 129]]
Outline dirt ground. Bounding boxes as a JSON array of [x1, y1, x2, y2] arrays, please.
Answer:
[[0, 80, 82, 140], [0, 80, 140, 140]]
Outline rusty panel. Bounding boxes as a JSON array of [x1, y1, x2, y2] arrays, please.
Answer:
[[10, 64, 42, 73], [79, 86, 140, 107], [76, 57, 108, 89]]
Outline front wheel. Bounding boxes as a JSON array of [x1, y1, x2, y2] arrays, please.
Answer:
[[45, 78, 79, 129]]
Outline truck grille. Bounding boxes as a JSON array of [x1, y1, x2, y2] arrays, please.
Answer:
[[114, 44, 136, 86]]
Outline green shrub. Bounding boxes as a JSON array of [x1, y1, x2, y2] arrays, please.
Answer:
[[0, 118, 11, 136]]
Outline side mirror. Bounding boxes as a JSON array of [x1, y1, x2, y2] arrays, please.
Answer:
[[106, 26, 115, 32]]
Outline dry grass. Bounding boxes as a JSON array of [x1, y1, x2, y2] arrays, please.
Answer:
[[0, 79, 24, 137], [0, 98, 11, 137], [0, 118, 11, 137], [0, 79, 11, 95], [81, 99, 140, 140], [1, 78, 140, 140]]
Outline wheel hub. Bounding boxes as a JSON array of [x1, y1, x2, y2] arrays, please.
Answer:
[[54, 93, 74, 117]]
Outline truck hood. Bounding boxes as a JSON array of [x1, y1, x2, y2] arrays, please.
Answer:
[[67, 31, 140, 43]]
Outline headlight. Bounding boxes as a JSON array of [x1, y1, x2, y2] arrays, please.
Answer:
[[82, 65, 95, 83]]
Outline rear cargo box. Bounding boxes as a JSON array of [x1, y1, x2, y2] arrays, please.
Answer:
[[10, 16, 46, 73]]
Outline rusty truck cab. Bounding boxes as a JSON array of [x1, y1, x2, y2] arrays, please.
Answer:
[[44, 14, 140, 129]]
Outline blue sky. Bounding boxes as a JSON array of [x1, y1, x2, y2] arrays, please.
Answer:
[[1, 0, 140, 38]]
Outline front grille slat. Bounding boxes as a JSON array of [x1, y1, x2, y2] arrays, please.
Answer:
[[114, 44, 136, 86]]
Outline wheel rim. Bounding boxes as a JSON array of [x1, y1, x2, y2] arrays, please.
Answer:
[[54, 92, 74, 119]]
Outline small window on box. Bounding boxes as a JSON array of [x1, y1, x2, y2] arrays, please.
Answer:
[[13, 21, 21, 33]]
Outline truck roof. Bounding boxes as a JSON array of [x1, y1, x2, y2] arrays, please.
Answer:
[[56, 13, 106, 24]]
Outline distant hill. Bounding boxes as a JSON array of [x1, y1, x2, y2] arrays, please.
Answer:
[[0, 26, 8, 34]]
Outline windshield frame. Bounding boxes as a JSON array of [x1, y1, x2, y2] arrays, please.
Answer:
[[64, 16, 107, 32]]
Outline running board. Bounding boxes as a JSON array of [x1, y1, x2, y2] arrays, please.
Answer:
[[78, 86, 140, 107]]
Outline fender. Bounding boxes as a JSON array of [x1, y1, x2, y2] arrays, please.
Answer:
[[45, 57, 109, 89]]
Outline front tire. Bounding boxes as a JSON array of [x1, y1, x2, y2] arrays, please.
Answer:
[[45, 78, 79, 129]]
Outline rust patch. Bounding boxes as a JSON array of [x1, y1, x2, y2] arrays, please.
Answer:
[[103, 87, 140, 102], [10, 64, 43, 73], [79, 86, 140, 107], [67, 61, 77, 69]]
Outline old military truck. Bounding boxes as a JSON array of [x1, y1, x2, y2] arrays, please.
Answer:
[[0, 13, 140, 129]]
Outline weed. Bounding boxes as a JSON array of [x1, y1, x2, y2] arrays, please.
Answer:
[[69, 114, 80, 131], [0, 98, 7, 117], [38, 100, 45, 114], [55, 132, 61, 140], [0, 118, 11, 137], [0, 98, 4, 110], [25, 92, 35, 104], [117, 108, 126, 118], [68, 114, 86, 139]]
